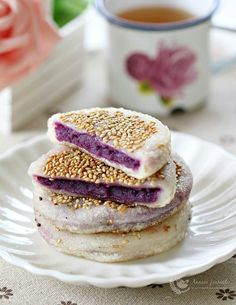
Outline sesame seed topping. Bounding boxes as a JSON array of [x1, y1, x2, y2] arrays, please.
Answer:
[[112, 244, 122, 249], [163, 225, 171, 232], [49, 193, 130, 212], [56, 239, 62, 246], [174, 161, 182, 179], [117, 204, 128, 213], [43, 149, 164, 186], [132, 232, 141, 239], [60, 110, 157, 152]]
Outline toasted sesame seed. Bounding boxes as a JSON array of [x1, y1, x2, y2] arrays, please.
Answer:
[[117, 204, 128, 213], [48, 193, 131, 212], [112, 230, 121, 234], [56, 239, 62, 246], [174, 161, 182, 179], [132, 232, 141, 239], [60, 110, 157, 152], [163, 225, 171, 232], [112, 244, 122, 249]]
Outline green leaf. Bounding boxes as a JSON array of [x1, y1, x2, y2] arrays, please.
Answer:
[[160, 96, 173, 107], [53, 0, 89, 28], [138, 81, 154, 94]]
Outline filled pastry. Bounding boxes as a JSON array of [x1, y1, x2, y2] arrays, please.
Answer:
[[29, 107, 193, 262], [47, 108, 171, 179]]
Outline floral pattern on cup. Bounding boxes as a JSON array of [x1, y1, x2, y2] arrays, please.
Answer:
[[126, 43, 197, 107]]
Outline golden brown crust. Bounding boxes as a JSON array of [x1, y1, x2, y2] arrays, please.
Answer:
[[43, 148, 166, 186], [60, 109, 157, 153]]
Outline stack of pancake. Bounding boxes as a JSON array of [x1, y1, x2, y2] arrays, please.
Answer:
[[29, 108, 192, 262]]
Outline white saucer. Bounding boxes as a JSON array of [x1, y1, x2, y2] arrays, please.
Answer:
[[0, 132, 235, 288]]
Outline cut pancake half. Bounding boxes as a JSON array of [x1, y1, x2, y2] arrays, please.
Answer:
[[33, 154, 192, 233], [47, 107, 171, 179], [29, 146, 176, 207]]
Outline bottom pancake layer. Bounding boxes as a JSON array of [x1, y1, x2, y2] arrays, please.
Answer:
[[35, 202, 190, 263]]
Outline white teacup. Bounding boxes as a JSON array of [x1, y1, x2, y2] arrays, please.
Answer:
[[96, 0, 219, 115]]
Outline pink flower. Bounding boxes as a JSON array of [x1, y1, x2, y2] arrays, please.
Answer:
[[0, 0, 60, 90], [149, 45, 197, 98], [126, 53, 152, 81], [126, 43, 197, 99]]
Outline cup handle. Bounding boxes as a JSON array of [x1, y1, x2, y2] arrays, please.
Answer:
[[211, 23, 236, 74]]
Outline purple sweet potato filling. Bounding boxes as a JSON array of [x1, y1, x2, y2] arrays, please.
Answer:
[[54, 122, 140, 170], [35, 176, 161, 204]]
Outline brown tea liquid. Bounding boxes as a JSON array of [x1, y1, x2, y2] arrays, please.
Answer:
[[117, 6, 194, 24]]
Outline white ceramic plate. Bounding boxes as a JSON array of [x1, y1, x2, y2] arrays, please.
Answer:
[[0, 132, 235, 288]]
